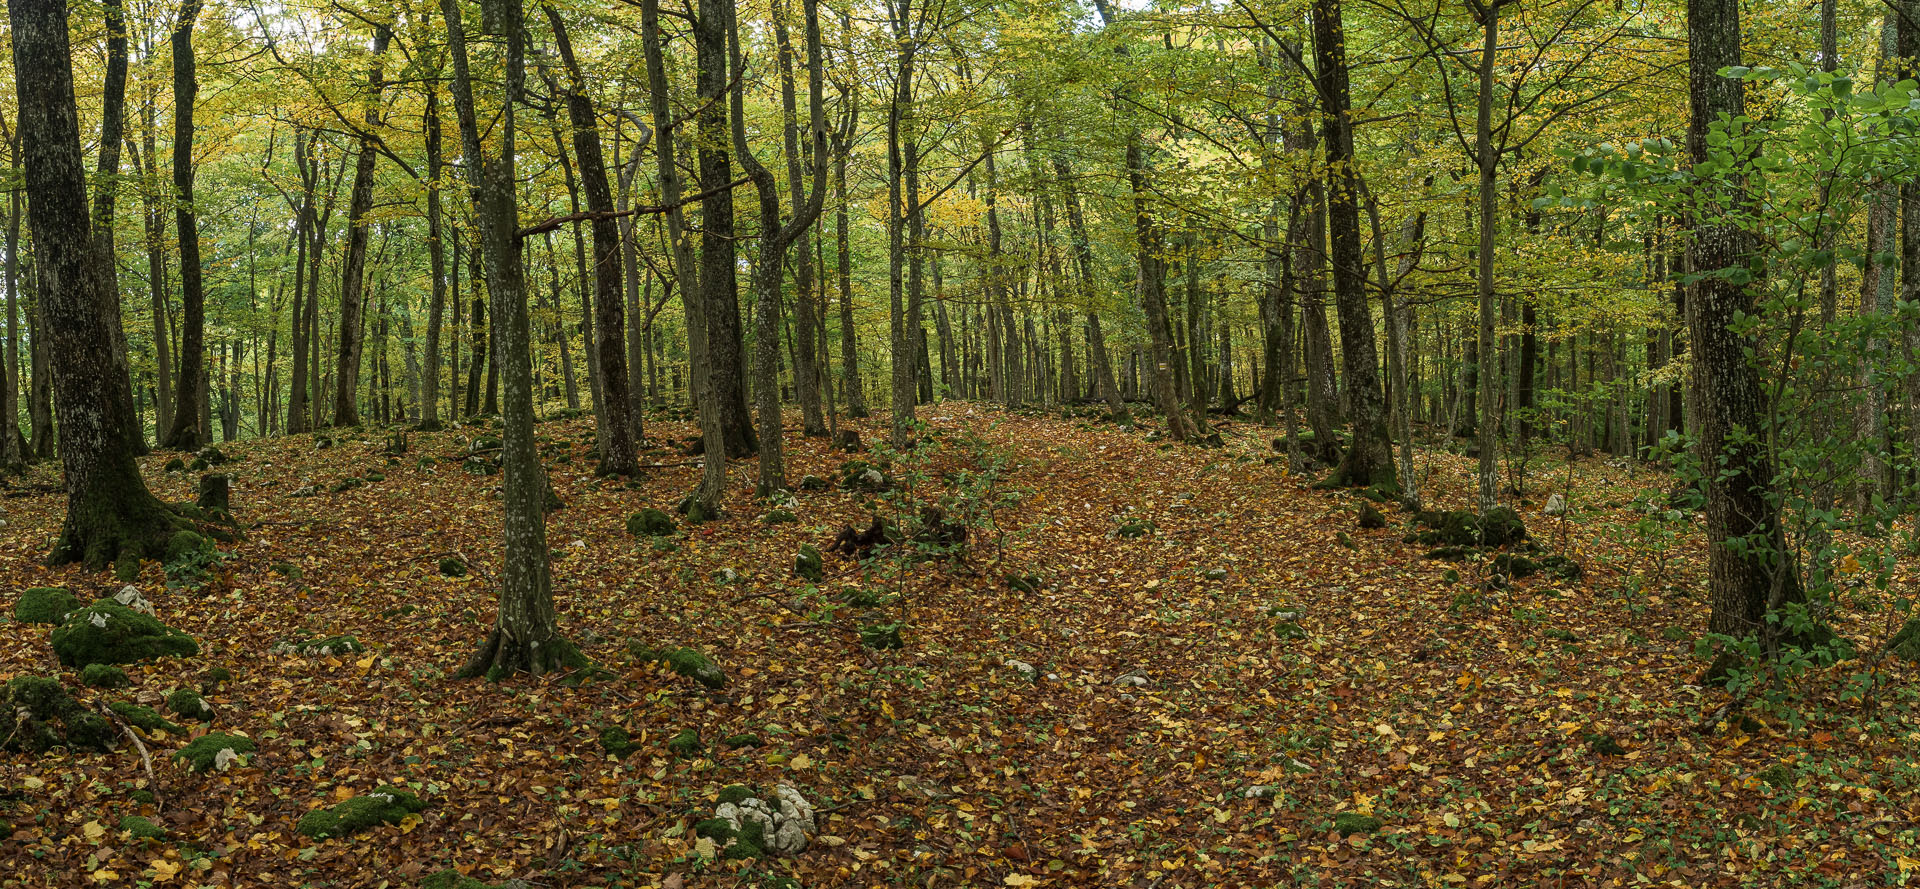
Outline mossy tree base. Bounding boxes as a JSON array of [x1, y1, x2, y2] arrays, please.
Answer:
[[49, 478, 193, 571], [457, 626, 588, 681]]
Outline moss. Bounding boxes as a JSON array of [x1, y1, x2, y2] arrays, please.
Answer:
[[50, 603, 199, 667], [330, 477, 365, 494], [204, 666, 233, 684], [1006, 574, 1043, 594], [173, 733, 255, 772], [162, 457, 186, 473], [797, 475, 829, 492], [667, 729, 703, 756], [1756, 763, 1794, 789], [119, 815, 166, 840], [1424, 545, 1478, 561], [764, 509, 799, 524], [1584, 732, 1625, 756], [0, 677, 113, 753], [1538, 554, 1583, 580], [81, 663, 131, 689], [419, 870, 493, 889], [129, 789, 156, 804], [1332, 812, 1383, 836], [14, 587, 80, 625], [1448, 591, 1478, 613], [1356, 503, 1386, 529], [861, 623, 905, 650], [1117, 519, 1154, 539], [115, 553, 142, 582], [1490, 553, 1538, 578], [110, 701, 183, 735], [683, 499, 718, 525], [296, 787, 428, 839], [693, 815, 767, 860], [1409, 508, 1528, 547], [1886, 616, 1920, 663], [164, 530, 210, 565], [631, 644, 728, 689], [437, 557, 467, 577], [625, 508, 677, 537], [843, 589, 885, 608], [794, 544, 824, 583], [723, 734, 763, 749], [1545, 628, 1580, 643], [165, 688, 210, 721], [599, 725, 638, 757], [281, 635, 366, 656], [716, 784, 757, 805]]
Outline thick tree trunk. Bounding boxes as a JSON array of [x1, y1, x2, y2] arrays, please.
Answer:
[[10, 0, 187, 567], [1686, 0, 1803, 668]]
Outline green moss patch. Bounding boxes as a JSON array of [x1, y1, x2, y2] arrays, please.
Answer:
[[295, 787, 427, 839], [667, 729, 703, 757], [1332, 812, 1383, 836], [109, 701, 183, 735], [1408, 507, 1528, 547], [0, 677, 113, 753], [437, 557, 467, 577], [80, 663, 131, 689], [626, 508, 677, 537], [119, 815, 166, 840], [14, 587, 80, 625], [1886, 616, 1920, 663], [50, 603, 198, 668], [173, 733, 255, 772], [630, 643, 728, 689], [165, 688, 211, 720], [794, 544, 824, 582]]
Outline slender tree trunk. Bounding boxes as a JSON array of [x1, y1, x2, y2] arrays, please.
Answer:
[[160, 0, 207, 451], [420, 81, 448, 431], [332, 25, 392, 428]]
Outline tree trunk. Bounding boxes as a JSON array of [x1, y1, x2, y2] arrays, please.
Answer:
[[10, 0, 189, 567], [160, 0, 207, 451], [420, 81, 448, 431], [445, 0, 577, 679]]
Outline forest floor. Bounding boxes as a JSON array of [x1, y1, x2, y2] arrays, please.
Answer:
[[2, 404, 1918, 889]]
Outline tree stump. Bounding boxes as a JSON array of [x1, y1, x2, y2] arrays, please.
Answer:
[[196, 474, 231, 517]]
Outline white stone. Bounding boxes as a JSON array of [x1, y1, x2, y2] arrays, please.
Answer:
[[1004, 659, 1036, 678], [89, 611, 109, 628], [1545, 494, 1567, 516], [113, 586, 154, 616], [212, 748, 240, 771]]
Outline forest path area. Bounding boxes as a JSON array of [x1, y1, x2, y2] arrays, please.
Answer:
[[2, 406, 1915, 888]]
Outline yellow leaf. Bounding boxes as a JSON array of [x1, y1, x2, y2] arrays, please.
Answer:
[[83, 820, 105, 843], [881, 700, 896, 719], [149, 859, 182, 883], [789, 753, 813, 770], [356, 655, 376, 675], [90, 869, 118, 883], [398, 814, 422, 834], [1004, 876, 1041, 887]]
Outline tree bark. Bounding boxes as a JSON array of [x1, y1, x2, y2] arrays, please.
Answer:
[[160, 0, 207, 451]]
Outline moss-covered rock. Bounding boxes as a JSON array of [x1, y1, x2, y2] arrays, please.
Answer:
[[1489, 553, 1538, 578], [1886, 617, 1920, 663], [667, 729, 703, 757], [794, 544, 824, 582], [162, 456, 187, 473], [1356, 503, 1386, 529], [1117, 519, 1155, 539], [419, 870, 493, 889], [630, 643, 729, 689], [626, 508, 677, 537], [109, 701, 182, 735], [716, 783, 757, 805], [119, 815, 166, 840], [165, 688, 211, 721], [0, 677, 113, 753], [204, 665, 233, 684], [797, 474, 829, 492], [173, 733, 255, 772], [599, 725, 639, 758], [839, 459, 892, 492], [437, 557, 467, 577], [1332, 812, 1383, 836], [295, 787, 427, 839], [1538, 554, 1584, 581], [81, 663, 131, 689], [1424, 545, 1478, 561], [273, 634, 366, 657], [14, 587, 80, 625], [1584, 732, 1625, 756], [1408, 507, 1528, 547], [764, 509, 799, 525], [50, 603, 198, 668], [723, 733, 763, 749]]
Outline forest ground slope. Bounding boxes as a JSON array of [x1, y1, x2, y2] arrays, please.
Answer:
[[2, 406, 1917, 888]]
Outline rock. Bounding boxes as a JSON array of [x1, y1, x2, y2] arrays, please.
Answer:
[[174, 733, 255, 772], [1545, 493, 1567, 516], [1204, 567, 1229, 581], [438, 557, 467, 577], [111, 585, 154, 616], [110, 702, 182, 735], [598, 725, 639, 758], [1489, 553, 1538, 578], [1357, 503, 1387, 530], [839, 460, 891, 492], [50, 603, 199, 668], [195, 446, 230, 466], [1538, 554, 1583, 580], [80, 663, 130, 689], [0, 677, 113, 753], [13, 587, 80, 625], [1332, 812, 1383, 836], [1585, 732, 1625, 756], [701, 783, 816, 858], [1409, 507, 1528, 547], [763, 509, 798, 524], [1112, 672, 1149, 687], [1003, 659, 1037, 679], [794, 544, 824, 582], [296, 787, 428, 839], [723, 733, 763, 749], [798, 474, 830, 492]]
